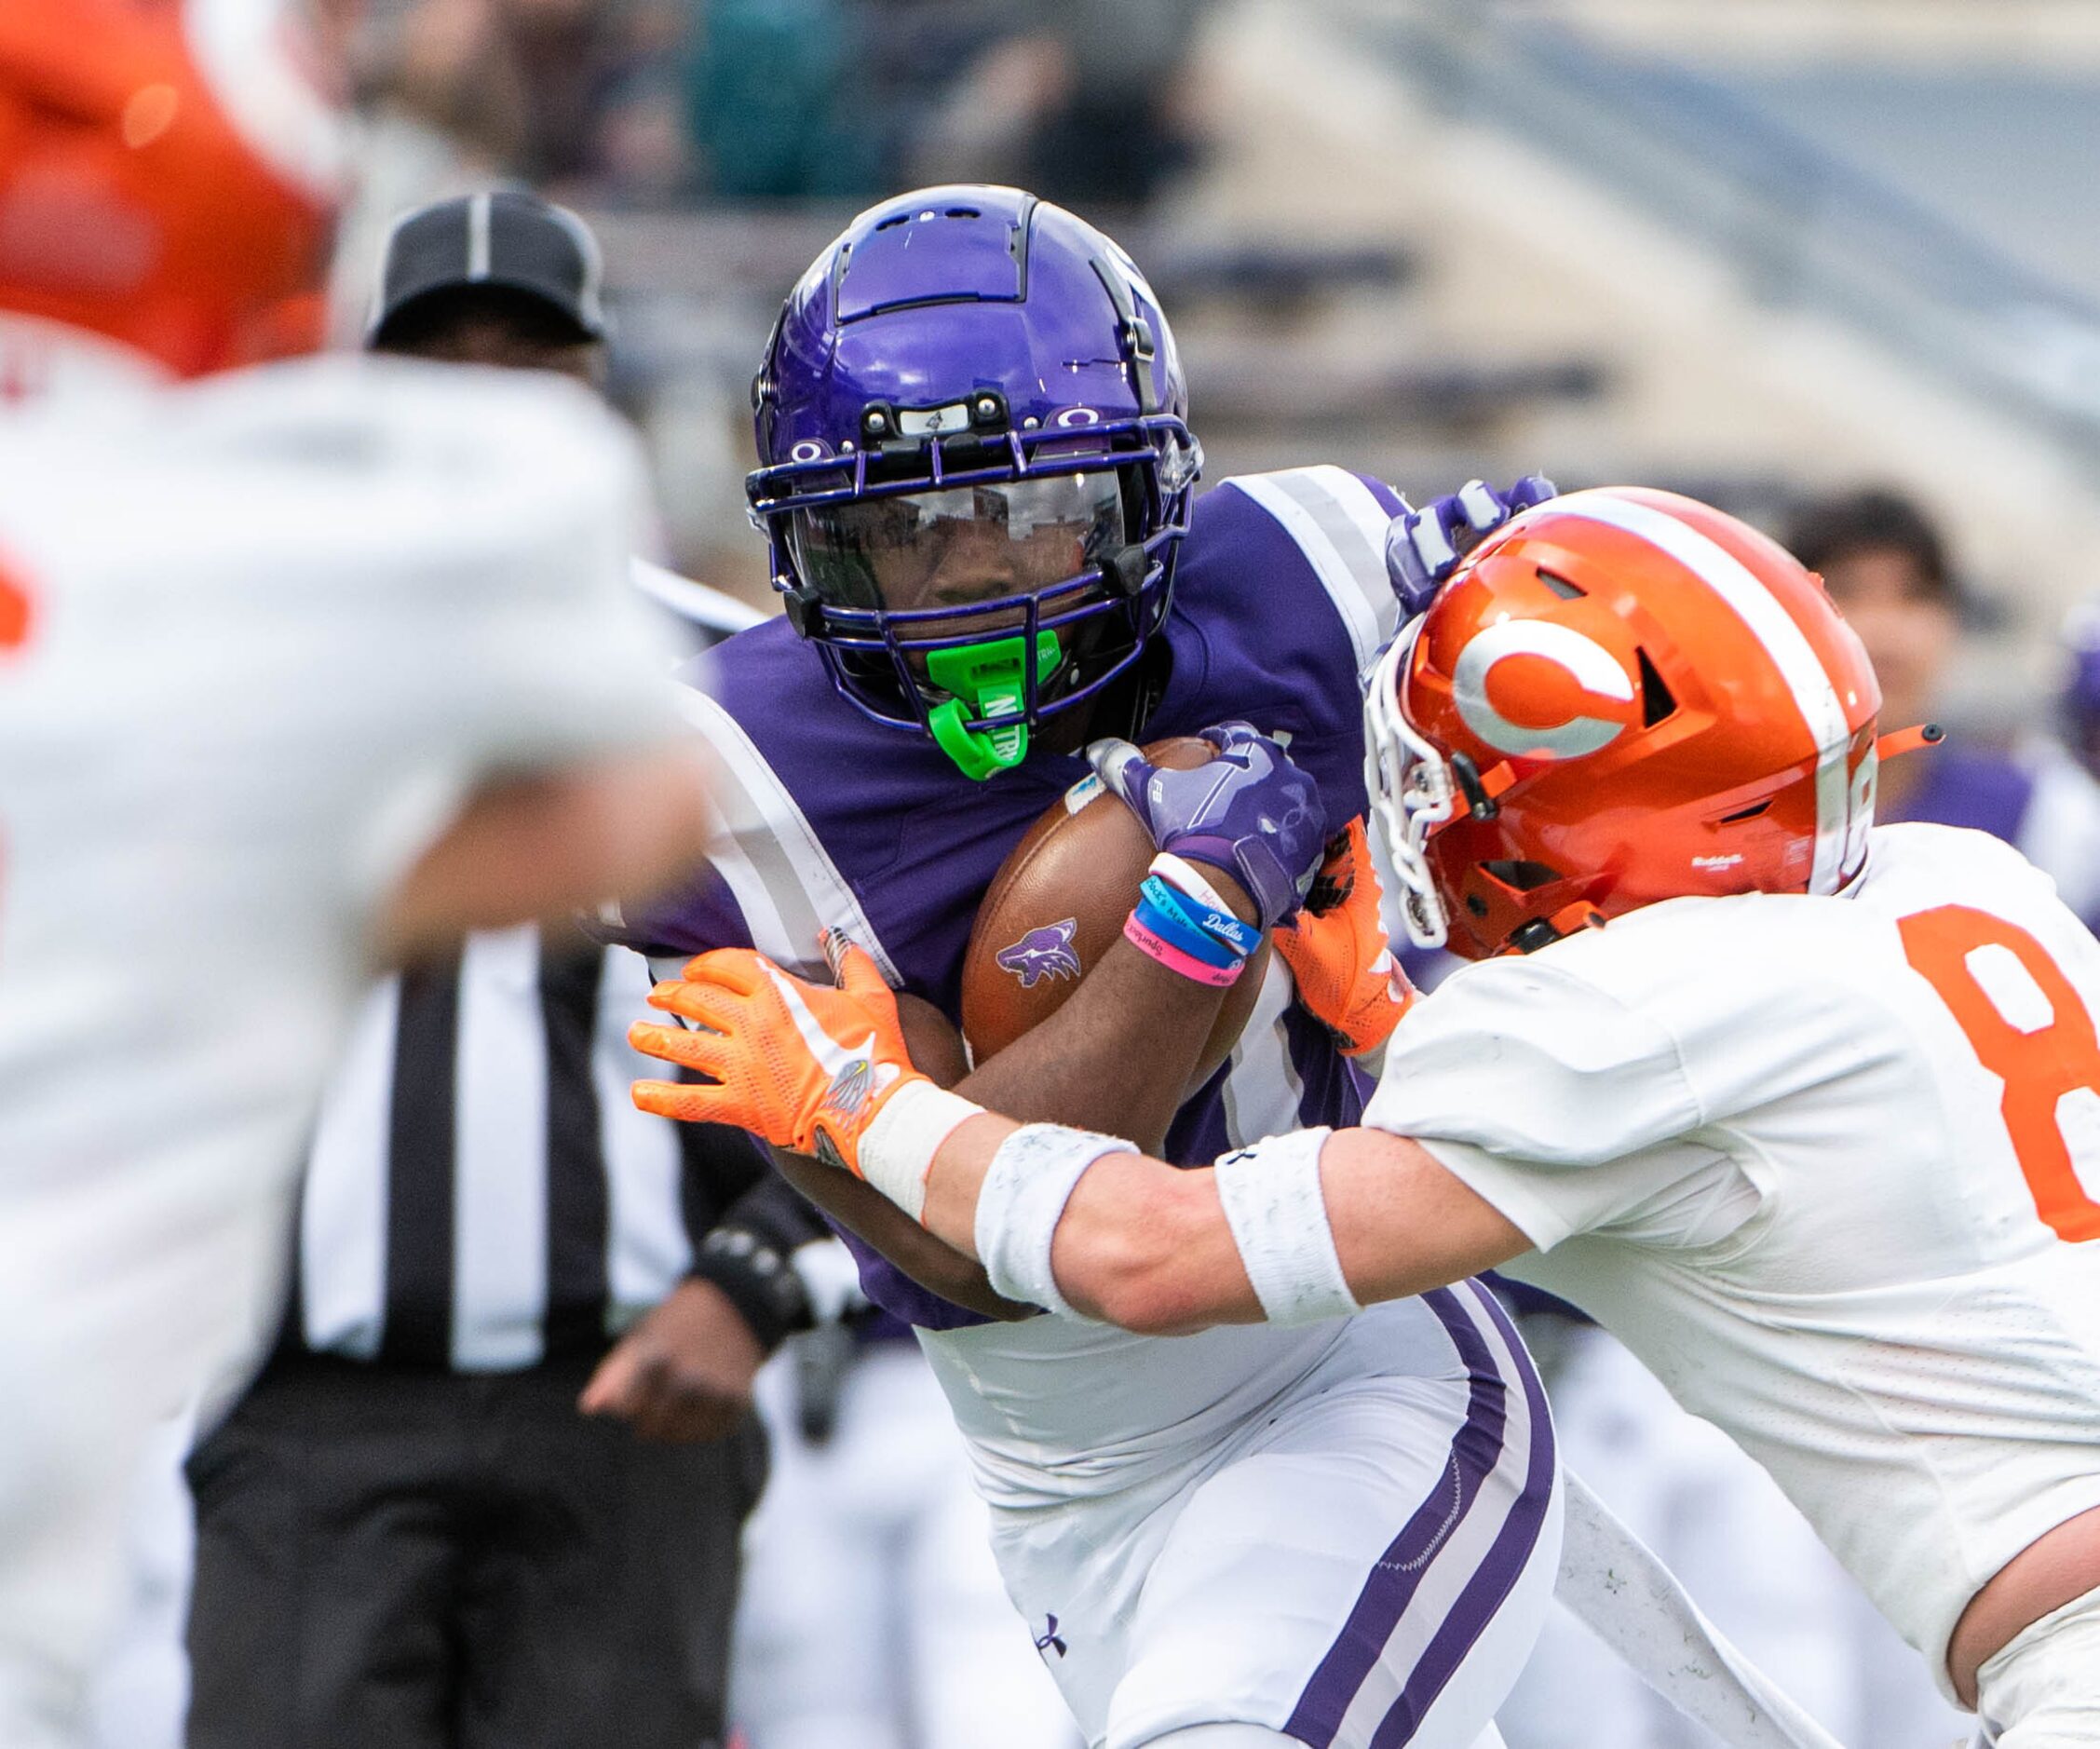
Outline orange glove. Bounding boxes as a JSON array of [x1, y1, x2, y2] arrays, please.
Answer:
[[630, 935, 930, 1176], [1272, 818, 1417, 1059]]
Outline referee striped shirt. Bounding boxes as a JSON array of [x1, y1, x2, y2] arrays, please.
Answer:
[[292, 928, 770, 1369]]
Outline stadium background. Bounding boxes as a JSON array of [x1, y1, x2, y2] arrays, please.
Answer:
[[335, 0, 2100, 733], [183, 1, 2100, 1743]]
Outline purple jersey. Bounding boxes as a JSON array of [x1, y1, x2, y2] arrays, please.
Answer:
[[1883, 737, 2100, 932], [623, 467, 1404, 1325], [1882, 743, 2037, 843]]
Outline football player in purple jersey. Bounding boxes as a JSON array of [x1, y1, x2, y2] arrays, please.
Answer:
[[608, 186, 1565, 1748]]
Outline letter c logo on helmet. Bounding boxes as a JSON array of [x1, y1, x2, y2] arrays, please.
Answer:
[[1451, 620, 1636, 760]]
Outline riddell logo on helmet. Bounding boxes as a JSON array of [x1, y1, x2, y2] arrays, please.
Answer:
[[1451, 621, 1639, 760]]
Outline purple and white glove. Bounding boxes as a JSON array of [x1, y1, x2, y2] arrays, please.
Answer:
[[1086, 723, 1328, 929], [1386, 474, 1558, 619]]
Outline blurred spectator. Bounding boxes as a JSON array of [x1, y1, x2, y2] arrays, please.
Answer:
[[183, 195, 815, 1749], [343, 0, 1213, 208], [907, 0, 1211, 208], [1787, 486, 2100, 925], [1786, 489, 1961, 810], [353, 0, 696, 199], [2058, 598, 2100, 782], [680, 0, 1211, 206], [685, 0, 881, 198]]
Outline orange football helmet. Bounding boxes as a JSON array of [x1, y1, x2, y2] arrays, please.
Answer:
[[1367, 486, 1892, 959], [0, 0, 349, 384]]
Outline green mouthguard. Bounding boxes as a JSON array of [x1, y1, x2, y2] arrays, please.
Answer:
[[925, 630, 1064, 780]]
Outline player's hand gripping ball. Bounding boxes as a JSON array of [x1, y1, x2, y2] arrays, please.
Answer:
[[630, 934, 927, 1176], [1086, 721, 1328, 929], [960, 736, 1278, 1087], [1273, 817, 1418, 1058]]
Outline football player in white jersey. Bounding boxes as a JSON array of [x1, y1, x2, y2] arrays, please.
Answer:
[[651, 486, 2100, 1746], [0, 4, 712, 1742]]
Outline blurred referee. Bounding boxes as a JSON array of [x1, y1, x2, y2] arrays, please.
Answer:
[[183, 192, 826, 1749]]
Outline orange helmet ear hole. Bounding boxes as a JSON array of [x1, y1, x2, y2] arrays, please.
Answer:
[[1480, 859, 1560, 896]]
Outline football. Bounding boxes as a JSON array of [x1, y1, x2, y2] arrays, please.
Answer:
[[959, 738, 1273, 1092]]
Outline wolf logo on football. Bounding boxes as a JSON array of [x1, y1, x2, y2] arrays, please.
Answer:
[[996, 918, 1081, 989]]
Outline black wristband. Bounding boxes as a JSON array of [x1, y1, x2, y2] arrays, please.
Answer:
[[689, 1226, 813, 1353]]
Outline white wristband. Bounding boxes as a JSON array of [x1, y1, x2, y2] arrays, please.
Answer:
[[1149, 852, 1240, 920], [856, 1080, 984, 1222], [1213, 1127, 1362, 1325], [976, 1124, 1137, 1319]]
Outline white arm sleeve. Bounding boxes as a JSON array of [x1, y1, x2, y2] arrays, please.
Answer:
[[1213, 1127, 1362, 1324]]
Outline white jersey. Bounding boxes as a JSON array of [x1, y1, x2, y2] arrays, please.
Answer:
[[0, 356, 673, 1190], [1364, 821, 2100, 1692], [0, 356, 681, 1738]]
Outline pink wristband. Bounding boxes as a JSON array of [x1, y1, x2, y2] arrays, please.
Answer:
[[1123, 910, 1243, 986]]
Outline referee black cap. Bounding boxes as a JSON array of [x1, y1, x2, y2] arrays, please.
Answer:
[[367, 190, 607, 347]]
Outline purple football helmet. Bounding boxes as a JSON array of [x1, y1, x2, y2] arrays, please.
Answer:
[[748, 185, 1201, 779]]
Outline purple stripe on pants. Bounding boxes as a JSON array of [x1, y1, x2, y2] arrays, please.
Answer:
[[1367, 1280, 1557, 1746], [1281, 1287, 1510, 1748]]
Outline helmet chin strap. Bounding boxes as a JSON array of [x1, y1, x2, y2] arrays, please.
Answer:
[[925, 630, 1064, 780], [1448, 753, 1519, 822]]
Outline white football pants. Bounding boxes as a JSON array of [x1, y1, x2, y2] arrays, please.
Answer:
[[731, 1340, 1083, 1749]]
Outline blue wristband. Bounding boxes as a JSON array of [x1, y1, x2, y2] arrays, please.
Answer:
[[1139, 875, 1258, 959], [1130, 888, 1240, 969]]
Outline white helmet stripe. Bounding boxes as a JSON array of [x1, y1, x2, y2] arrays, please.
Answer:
[[1543, 495, 1854, 895]]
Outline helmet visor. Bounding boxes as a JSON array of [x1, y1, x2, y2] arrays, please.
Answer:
[[790, 471, 1127, 617]]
